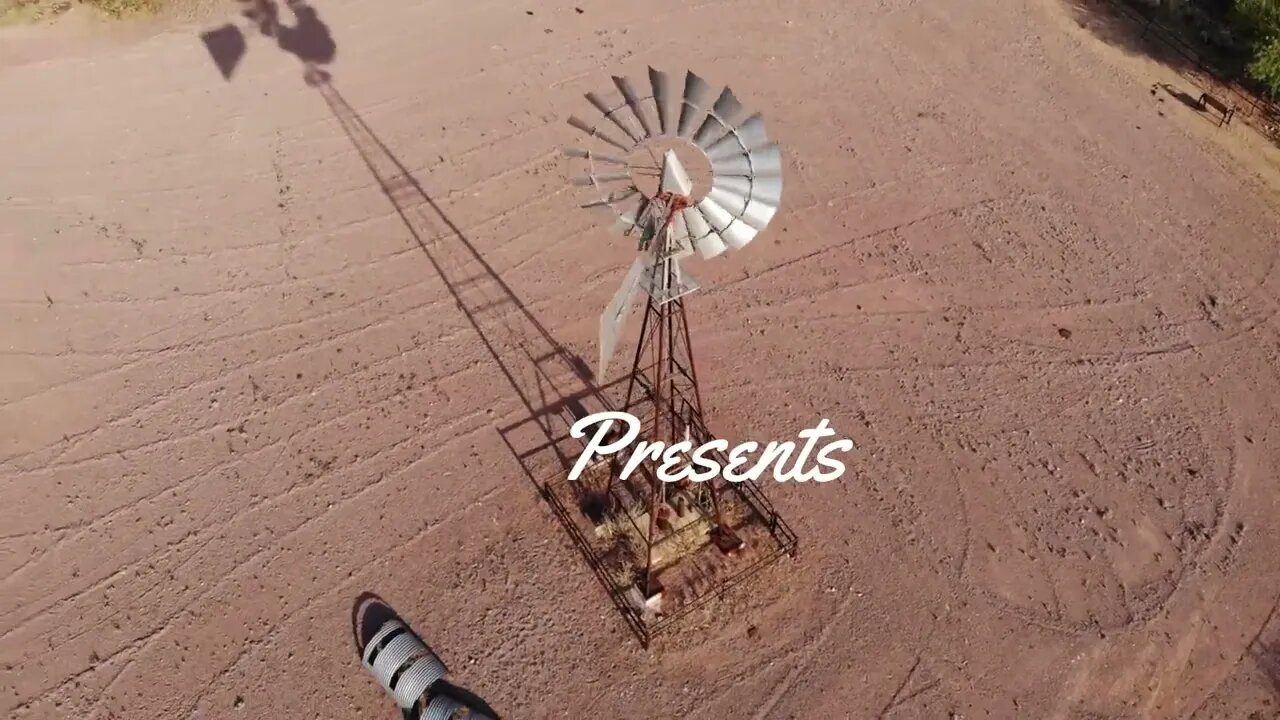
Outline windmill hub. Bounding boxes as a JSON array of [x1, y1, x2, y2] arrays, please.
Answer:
[[566, 67, 783, 263], [626, 139, 713, 201]]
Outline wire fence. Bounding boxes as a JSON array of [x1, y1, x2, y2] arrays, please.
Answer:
[[1096, 0, 1280, 137]]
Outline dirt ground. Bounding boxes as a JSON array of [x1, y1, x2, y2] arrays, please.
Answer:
[[3, 0, 1280, 717]]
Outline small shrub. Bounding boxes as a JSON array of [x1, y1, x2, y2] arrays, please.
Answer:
[[0, 0, 70, 24], [1248, 34, 1280, 91], [80, 0, 164, 17], [1234, 0, 1280, 94]]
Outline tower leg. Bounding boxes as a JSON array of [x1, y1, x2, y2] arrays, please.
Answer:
[[608, 254, 745, 606]]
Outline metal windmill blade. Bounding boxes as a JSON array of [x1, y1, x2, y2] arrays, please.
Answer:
[[565, 67, 784, 258], [598, 254, 650, 377], [686, 137, 783, 258], [649, 66, 677, 136], [677, 71, 715, 138]]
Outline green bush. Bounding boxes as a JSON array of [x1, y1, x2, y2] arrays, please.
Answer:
[[1248, 35, 1280, 90], [1235, 0, 1280, 94]]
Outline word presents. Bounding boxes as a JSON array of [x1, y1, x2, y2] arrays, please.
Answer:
[[567, 411, 854, 484]]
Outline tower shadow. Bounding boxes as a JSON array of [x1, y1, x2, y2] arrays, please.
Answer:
[[199, 13, 668, 642], [199, 0, 614, 481], [313, 76, 660, 642], [312, 76, 614, 460]]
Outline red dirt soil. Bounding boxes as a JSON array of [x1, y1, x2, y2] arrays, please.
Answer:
[[3, 0, 1280, 718]]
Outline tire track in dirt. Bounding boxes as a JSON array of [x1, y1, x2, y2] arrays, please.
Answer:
[[3, 152, 599, 681], [0, 135, 578, 405], [747, 592, 862, 720], [0, 204, 577, 468], [0, 350, 506, 630], [0, 384, 494, 645], [15, 474, 510, 718], [0, 292, 462, 481], [166, 485, 515, 718], [5, 420, 509, 716], [2, 168, 560, 353]]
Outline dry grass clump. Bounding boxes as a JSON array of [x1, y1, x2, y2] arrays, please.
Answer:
[[81, 0, 164, 16], [0, 0, 161, 24], [596, 515, 650, 591], [663, 520, 710, 560], [0, 0, 69, 24]]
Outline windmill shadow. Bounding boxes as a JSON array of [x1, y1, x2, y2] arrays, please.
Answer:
[[198, 0, 605, 467], [311, 77, 612, 457], [312, 77, 660, 642], [199, 20, 657, 641], [200, 0, 336, 81], [352, 593, 502, 719]]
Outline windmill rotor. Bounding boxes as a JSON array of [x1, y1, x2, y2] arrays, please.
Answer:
[[565, 67, 784, 262]]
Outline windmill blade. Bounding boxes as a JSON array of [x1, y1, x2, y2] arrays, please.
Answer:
[[568, 115, 633, 153], [711, 142, 782, 177], [572, 172, 632, 186], [706, 173, 781, 231], [649, 66, 676, 135], [612, 75, 656, 139], [705, 113, 770, 161], [711, 87, 747, 127], [745, 172, 783, 205], [612, 193, 647, 234], [707, 184, 749, 215], [580, 186, 641, 210], [584, 91, 644, 143], [691, 113, 731, 150], [741, 173, 783, 229], [722, 220, 758, 249], [563, 147, 630, 166], [740, 198, 780, 230], [697, 196, 736, 233], [690, 87, 748, 150], [697, 196, 759, 249], [709, 174, 753, 201], [677, 71, 714, 138], [749, 143, 784, 176], [710, 172, 782, 206], [599, 255, 650, 377], [682, 206, 727, 259], [709, 153, 750, 177]]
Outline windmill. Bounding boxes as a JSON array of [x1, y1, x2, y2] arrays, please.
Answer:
[[561, 68, 795, 638]]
